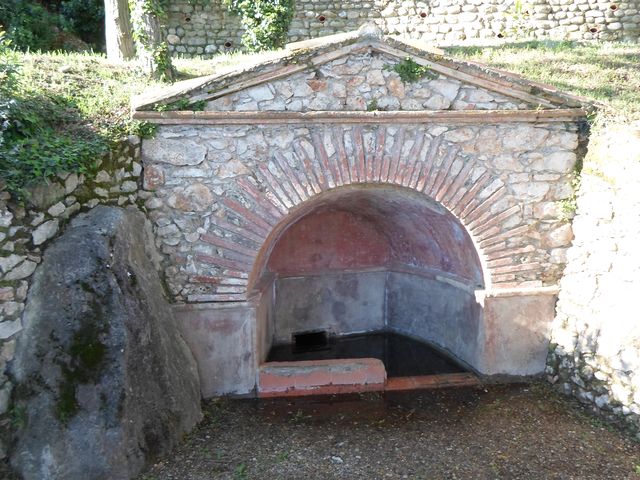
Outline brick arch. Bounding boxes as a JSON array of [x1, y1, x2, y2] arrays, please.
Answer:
[[248, 184, 486, 294], [196, 125, 528, 302]]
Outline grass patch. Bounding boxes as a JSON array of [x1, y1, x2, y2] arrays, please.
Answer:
[[15, 52, 162, 141], [1, 50, 162, 197], [172, 49, 286, 79], [444, 40, 640, 123]]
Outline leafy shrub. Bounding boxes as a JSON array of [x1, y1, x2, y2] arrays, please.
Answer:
[[223, 0, 295, 52], [0, 30, 20, 149], [60, 0, 105, 50], [0, 0, 65, 52], [0, 31, 19, 90], [0, 0, 104, 52], [0, 94, 107, 196]]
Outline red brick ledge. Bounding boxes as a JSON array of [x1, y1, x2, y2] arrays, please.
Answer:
[[385, 373, 479, 391]]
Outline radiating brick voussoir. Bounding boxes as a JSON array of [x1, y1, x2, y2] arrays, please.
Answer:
[[237, 175, 288, 218]]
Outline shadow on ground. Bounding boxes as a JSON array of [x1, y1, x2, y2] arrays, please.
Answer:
[[139, 383, 640, 480]]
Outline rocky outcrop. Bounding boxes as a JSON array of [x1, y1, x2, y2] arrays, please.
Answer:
[[9, 206, 202, 480], [0, 138, 143, 462]]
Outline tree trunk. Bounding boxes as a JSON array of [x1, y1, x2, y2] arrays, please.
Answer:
[[129, 1, 174, 80], [104, 0, 135, 62]]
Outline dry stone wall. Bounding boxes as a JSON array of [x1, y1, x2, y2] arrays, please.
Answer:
[[165, 0, 640, 57], [548, 123, 640, 439], [0, 137, 142, 460]]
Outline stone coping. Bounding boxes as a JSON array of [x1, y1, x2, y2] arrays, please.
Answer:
[[133, 108, 588, 125], [257, 358, 479, 398], [258, 357, 387, 397]]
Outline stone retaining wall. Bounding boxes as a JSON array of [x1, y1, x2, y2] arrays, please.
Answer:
[[165, 0, 640, 57], [547, 123, 640, 439], [0, 137, 142, 459]]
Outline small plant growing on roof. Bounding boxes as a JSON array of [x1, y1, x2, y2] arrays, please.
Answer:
[[387, 57, 438, 83]]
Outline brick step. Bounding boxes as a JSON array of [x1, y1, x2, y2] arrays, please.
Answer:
[[257, 358, 478, 398], [258, 358, 386, 398]]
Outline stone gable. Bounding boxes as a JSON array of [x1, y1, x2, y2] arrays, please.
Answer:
[[133, 27, 586, 114], [205, 51, 534, 113]]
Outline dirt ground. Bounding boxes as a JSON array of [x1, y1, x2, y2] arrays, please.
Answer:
[[138, 383, 640, 480]]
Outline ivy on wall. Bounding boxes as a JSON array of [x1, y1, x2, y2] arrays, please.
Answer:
[[223, 0, 295, 52], [128, 0, 175, 80]]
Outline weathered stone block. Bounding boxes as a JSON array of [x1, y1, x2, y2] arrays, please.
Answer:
[[0, 254, 25, 274], [174, 303, 257, 397], [3, 261, 37, 281], [142, 137, 206, 166], [32, 219, 59, 246], [482, 291, 558, 375], [167, 183, 214, 211]]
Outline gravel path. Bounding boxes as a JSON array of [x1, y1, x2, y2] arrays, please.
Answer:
[[139, 383, 640, 480]]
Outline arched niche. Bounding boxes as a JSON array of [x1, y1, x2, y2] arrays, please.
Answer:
[[250, 185, 486, 372]]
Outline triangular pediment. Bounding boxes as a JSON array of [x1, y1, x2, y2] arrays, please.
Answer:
[[132, 26, 587, 115]]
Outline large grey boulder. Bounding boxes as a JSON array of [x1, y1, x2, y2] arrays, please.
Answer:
[[10, 206, 202, 480]]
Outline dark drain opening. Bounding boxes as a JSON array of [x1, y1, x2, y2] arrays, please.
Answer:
[[293, 330, 329, 352]]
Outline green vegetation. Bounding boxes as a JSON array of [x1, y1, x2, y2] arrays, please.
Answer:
[[155, 98, 207, 111], [502, 0, 534, 39], [9, 404, 27, 429], [275, 450, 290, 462], [128, 0, 176, 81], [445, 40, 640, 123], [0, 0, 104, 52], [223, 0, 295, 52], [233, 463, 248, 479], [367, 99, 379, 112], [387, 57, 438, 83], [0, 44, 160, 197]]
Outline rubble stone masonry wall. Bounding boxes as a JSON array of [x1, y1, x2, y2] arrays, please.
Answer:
[[548, 123, 640, 439], [165, 0, 640, 57]]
